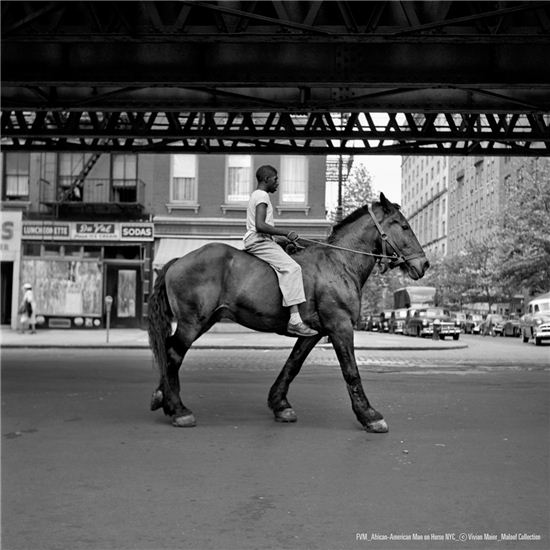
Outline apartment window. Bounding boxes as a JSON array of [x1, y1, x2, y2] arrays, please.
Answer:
[[226, 155, 252, 202], [171, 155, 197, 203], [112, 154, 137, 186], [59, 153, 87, 188], [112, 154, 138, 202], [280, 156, 307, 203], [4, 153, 30, 199]]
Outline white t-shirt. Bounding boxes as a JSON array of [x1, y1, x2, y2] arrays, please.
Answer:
[[244, 189, 274, 245]]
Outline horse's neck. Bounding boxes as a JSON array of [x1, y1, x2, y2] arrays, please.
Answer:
[[331, 216, 380, 286]]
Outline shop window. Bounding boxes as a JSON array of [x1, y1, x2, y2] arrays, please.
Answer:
[[4, 153, 30, 199], [63, 245, 83, 257], [280, 156, 307, 203], [226, 155, 252, 202], [23, 243, 41, 256], [83, 246, 102, 258], [21, 259, 102, 316], [44, 244, 62, 256], [104, 246, 140, 260]]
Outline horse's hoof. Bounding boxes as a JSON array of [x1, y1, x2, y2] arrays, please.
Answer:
[[150, 389, 163, 411], [274, 408, 297, 423], [172, 414, 197, 427], [365, 419, 389, 433]]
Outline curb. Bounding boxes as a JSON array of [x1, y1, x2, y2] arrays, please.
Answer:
[[1, 343, 468, 351]]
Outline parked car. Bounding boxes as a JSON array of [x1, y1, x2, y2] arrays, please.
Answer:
[[520, 292, 550, 346], [379, 310, 393, 332], [500, 316, 521, 337], [391, 308, 408, 334], [451, 311, 467, 332], [484, 314, 505, 336], [464, 313, 483, 334], [361, 314, 380, 332], [403, 307, 460, 340]]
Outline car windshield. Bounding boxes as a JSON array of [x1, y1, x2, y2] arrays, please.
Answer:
[[395, 310, 407, 319]]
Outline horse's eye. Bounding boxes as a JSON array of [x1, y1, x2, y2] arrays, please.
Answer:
[[401, 224, 409, 230]]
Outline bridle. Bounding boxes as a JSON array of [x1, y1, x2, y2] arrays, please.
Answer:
[[296, 205, 424, 271], [367, 205, 425, 270]]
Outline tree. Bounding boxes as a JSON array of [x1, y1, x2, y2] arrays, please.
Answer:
[[495, 158, 550, 296], [341, 162, 376, 217]]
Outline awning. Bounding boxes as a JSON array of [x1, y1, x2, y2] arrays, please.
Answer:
[[153, 237, 242, 268]]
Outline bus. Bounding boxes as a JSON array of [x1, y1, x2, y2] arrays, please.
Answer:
[[393, 286, 438, 309]]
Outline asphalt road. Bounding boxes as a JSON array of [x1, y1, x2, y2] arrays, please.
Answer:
[[1, 335, 549, 550]]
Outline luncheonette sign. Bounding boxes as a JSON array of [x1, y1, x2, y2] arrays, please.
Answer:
[[22, 221, 154, 242]]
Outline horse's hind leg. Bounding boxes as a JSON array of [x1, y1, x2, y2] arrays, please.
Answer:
[[268, 335, 321, 422], [152, 326, 198, 427]]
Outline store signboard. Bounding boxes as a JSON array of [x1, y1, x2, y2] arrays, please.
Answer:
[[22, 221, 154, 242], [0, 211, 22, 260]]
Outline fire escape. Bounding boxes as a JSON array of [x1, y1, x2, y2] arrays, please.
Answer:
[[39, 153, 147, 220]]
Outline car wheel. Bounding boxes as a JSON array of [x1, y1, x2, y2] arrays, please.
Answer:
[[522, 331, 529, 343], [535, 337, 542, 346], [453, 334, 459, 341]]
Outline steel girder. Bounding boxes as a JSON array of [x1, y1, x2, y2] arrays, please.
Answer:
[[2, 1, 550, 155], [2, 110, 548, 155]]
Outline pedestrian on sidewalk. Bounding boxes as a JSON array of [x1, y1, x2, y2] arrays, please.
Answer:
[[18, 283, 36, 334]]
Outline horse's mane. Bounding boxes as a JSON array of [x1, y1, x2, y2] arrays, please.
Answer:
[[327, 201, 401, 243]]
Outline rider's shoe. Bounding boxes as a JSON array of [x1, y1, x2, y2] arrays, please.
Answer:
[[287, 321, 318, 337]]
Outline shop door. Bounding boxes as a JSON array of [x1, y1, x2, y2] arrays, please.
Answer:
[[105, 265, 141, 328], [1, 262, 13, 324]]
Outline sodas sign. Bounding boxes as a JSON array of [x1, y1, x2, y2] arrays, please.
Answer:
[[121, 224, 154, 241]]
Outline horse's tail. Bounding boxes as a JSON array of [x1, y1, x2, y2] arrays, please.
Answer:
[[147, 258, 179, 380]]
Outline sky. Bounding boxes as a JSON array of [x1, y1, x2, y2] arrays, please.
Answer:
[[325, 154, 402, 213], [354, 155, 402, 203]]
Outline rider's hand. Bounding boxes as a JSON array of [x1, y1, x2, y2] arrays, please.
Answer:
[[287, 231, 299, 242]]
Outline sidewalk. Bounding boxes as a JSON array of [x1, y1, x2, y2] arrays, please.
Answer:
[[0, 323, 466, 351]]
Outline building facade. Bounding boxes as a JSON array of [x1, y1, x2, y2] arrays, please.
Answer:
[[1, 152, 330, 330], [400, 155, 449, 258]]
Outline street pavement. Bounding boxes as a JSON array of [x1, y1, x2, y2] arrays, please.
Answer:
[[0, 323, 466, 351], [2, 331, 548, 550]]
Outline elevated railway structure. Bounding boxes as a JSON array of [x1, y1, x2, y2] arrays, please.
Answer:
[[2, 0, 550, 155]]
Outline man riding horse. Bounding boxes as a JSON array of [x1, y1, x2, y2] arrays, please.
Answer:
[[148, 178, 429, 432], [244, 165, 317, 338]]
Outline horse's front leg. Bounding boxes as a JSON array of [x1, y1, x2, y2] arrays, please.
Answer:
[[330, 325, 388, 433], [268, 334, 322, 422]]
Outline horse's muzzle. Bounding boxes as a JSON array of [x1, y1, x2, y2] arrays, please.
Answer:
[[404, 257, 429, 280]]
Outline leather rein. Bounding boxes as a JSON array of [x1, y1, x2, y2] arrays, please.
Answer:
[[296, 206, 423, 270]]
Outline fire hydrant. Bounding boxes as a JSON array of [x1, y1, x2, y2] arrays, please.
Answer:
[[433, 318, 441, 341]]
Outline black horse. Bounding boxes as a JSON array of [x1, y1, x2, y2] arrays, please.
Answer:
[[148, 193, 429, 432]]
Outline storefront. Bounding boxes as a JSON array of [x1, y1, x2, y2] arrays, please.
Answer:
[[21, 220, 154, 329], [1, 211, 22, 328]]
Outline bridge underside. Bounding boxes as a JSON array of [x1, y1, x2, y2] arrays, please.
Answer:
[[2, 0, 550, 155]]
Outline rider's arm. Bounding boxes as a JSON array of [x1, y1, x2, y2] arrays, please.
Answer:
[[255, 203, 298, 240]]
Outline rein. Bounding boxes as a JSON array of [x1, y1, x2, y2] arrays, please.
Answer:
[[295, 205, 423, 269]]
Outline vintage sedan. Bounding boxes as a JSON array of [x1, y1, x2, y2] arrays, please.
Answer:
[[521, 292, 550, 346], [391, 308, 408, 334], [403, 307, 461, 340], [463, 313, 484, 334], [497, 316, 521, 337]]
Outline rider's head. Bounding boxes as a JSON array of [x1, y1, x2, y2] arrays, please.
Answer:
[[256, 165, 279, 193]]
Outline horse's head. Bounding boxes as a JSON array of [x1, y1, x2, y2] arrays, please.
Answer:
[[372, 193, 429, 280]]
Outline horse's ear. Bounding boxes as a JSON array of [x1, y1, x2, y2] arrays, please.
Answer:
[[379, 192, 393, 213]]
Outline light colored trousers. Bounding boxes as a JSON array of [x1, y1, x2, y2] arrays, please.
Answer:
[[244, 238, 306, 307]]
